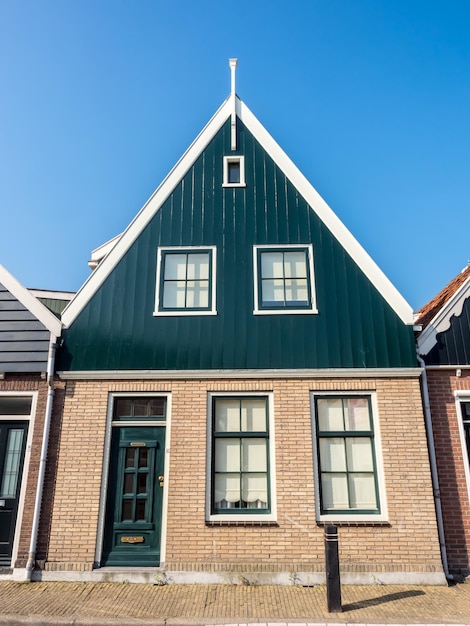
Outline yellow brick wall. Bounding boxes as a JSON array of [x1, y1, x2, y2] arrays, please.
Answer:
[[44, 375, 443, 575]]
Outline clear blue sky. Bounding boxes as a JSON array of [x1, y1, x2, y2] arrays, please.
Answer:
[[1, 1, 469, 310]]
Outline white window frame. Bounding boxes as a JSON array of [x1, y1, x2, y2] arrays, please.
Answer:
[[253, 244, 318, 315], [0, 391, 38, 567], [206, 391, 277, 522], [154, 246, 217, 316], [454, 391, 470, 507], [222, 156, 246, 187], [311, 390, 388, 523]]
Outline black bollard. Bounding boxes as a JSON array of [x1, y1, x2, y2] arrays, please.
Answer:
[[324, 524, 342, 612]]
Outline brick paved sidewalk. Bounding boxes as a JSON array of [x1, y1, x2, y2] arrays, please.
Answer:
[[0, 581, 469, 625]]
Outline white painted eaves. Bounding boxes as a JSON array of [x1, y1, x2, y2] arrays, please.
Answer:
[[61, 95, 414, 327], [0, 265, 62, 339], [417, 274, 470, 356]]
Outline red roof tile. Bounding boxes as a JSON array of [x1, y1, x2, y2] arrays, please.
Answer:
[[416, 263, 470, 329]]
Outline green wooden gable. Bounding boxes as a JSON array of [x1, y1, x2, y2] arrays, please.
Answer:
[[58, 98, 416, 372]]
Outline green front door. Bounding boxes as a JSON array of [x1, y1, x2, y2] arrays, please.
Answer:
[[0, 421, 28, 566], [102, 425, 165, 566]]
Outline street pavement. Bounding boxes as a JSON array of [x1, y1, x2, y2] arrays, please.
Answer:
[[0, 580, 469, 626]]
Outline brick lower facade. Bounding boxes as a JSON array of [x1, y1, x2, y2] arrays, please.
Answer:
[[0, 374, 61, 569], [40, 374, 445, 583], [426, 368, 470, 577]]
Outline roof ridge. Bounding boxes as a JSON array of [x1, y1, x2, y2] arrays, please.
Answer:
[[416, 262, 470, 328]]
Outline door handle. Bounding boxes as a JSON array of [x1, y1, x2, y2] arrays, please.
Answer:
[[159, 475, 164, 487]]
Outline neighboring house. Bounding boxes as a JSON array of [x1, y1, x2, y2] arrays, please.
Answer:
[[416, 262, 470, 580], [38, 61, 445, 584], [0, 265, 63, 578], [29, 289, 75, 319]]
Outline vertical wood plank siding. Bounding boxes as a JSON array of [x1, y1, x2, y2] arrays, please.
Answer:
[[425, 297, 470, 365], [59, 119, 417, 371], [0, 284, 50, 372]]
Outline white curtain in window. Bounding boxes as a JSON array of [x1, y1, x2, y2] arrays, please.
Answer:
[[262, 279, 285, 303], [163, 281, 186, 308], [284, 278, 308, 302], [283, 251, 307, 278], [164, 254, 187, 280], [349, 474, 377, 509], [241, 400, 266, 431], [215, 400, 240, 431], [242, 473, 267, 505], [215, 440, 240, 472], [261, 252, 283, 278], [214, 474, 240, 504], [242, 439, 266, 471], [321, 474, 348, 510], [318, 399, 344, 431], [345, 398, 370, 430], [186, 254, 209, 279], [186, 281, 209, 307], [319, 438, 346, 471], [347, 438, 373, 471]]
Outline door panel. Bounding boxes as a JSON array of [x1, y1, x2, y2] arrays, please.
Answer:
[[0, 421, 28, 566], [102, 426, 165, 566]]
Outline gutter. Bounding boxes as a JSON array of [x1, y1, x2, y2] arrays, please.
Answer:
[[416, 352, 452, 580], [25, 338, 57, 580]]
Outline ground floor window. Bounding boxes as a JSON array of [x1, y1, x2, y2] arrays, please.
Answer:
[[210, 396, 270, 515], [313, 394, 381, 517], [460, 401, 470, 467]]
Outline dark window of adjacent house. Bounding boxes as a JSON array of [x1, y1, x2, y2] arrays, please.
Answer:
[[461, 402, 470, 467], [0, 397, 32, 415]]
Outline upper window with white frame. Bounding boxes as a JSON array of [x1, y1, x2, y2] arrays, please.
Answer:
[[154, 247, 216, 316], [223, 156, 245, 187], [253, 245, 317, 314], [313, 394, 385, 521], [208, 395, 276, 521]]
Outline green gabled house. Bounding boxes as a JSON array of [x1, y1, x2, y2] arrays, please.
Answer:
[[39, 61, 445, 584]]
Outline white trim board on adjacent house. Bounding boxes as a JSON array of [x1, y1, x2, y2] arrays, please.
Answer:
[[0, 265, 62, 339], [61, 94, 414, 328], [418, 274, 470, 356]]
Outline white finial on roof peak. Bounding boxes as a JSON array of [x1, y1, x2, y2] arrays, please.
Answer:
[[229, 58, 238, 98], [229, 59, 238, 150]]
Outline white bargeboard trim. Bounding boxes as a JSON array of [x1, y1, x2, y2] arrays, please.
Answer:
[[61, 95, 413, 327]]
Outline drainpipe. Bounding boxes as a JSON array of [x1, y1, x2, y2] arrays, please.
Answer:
[[25, 338, 57, 580], [417, 352, 452, 580]]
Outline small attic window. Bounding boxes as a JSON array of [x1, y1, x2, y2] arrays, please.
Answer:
[[223, 156, 245, 187]]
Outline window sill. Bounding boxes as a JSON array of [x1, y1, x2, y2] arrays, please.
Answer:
[[222, 183, 246, 188], [206, 513, 277, 524], [206, 519, 279, 527], [317, 519, 391, 527], [153, 310, 217, 317], [317, 513, 389, 524], [253, 308, 318, 315]]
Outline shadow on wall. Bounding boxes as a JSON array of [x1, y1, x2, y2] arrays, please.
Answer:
[[428, 368, 470, 579], [34, 381, 67, 569]]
